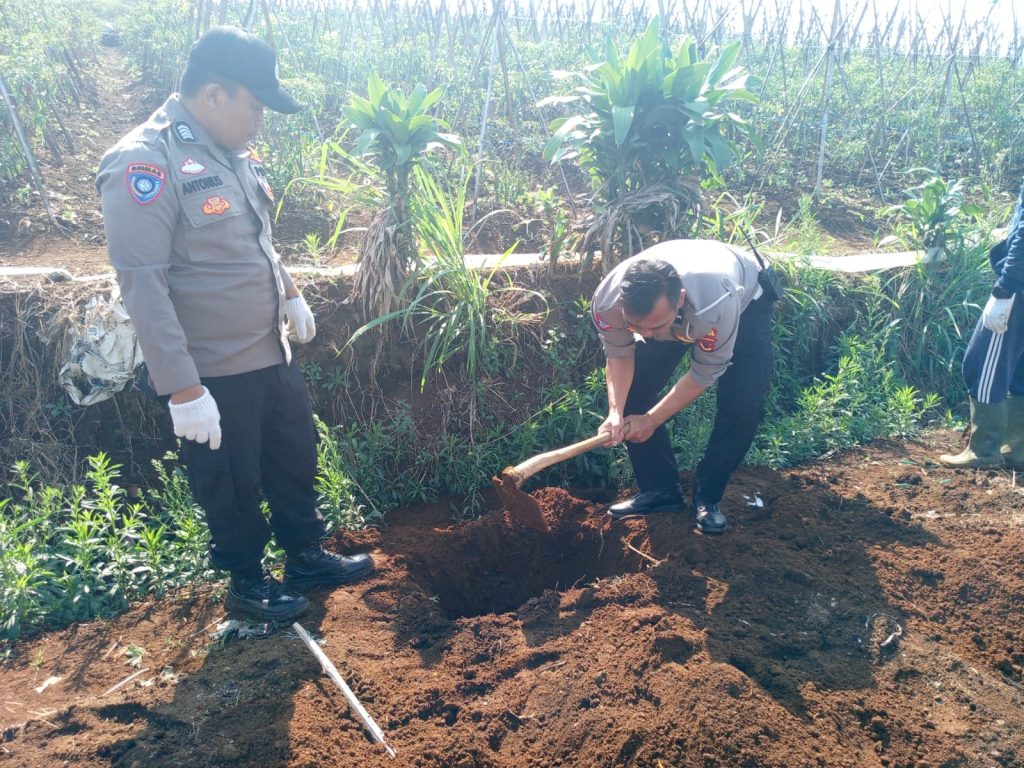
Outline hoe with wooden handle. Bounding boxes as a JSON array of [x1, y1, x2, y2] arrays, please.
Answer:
[[492, 426, 628, 532]]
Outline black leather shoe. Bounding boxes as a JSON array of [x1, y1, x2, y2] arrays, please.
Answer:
[[225, 571, 309, 622], [694, 500, 727, 535], [284, 546, 375, 591], [608, 487, 684, 520]]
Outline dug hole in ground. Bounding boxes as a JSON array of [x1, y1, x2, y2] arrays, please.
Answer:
[[2, 435, 1023, 768]]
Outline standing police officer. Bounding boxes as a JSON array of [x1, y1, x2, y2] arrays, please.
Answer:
[[592, 239, 778, 534], [97, 27, 373, 622], [939, 181, 1024, 469]]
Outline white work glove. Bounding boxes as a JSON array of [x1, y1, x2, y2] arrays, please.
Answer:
[[285, 295, 316, 344], [982, 294, 1015, 334], [168, 387, 222, 450]]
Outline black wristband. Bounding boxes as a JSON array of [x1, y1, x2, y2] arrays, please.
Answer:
[[992, 285, 1014, 300]]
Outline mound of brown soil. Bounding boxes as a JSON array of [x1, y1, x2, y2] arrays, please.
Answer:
[[2, 431, 1023, 767]]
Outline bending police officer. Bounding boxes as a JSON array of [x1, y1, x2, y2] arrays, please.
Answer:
[[592, 239, 779, 534]]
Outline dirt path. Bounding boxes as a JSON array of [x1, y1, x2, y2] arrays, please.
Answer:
[[2, 431, 1023, 767], [0, 45, 160, 274]]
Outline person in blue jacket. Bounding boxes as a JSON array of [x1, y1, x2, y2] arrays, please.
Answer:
[[939, 181, 1024, 469]]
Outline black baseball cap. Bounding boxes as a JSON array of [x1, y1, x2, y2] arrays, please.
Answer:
[[187, 26, 303, 114]]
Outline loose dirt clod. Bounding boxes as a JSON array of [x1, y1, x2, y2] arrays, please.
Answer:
[[493, 430, 619, 532]]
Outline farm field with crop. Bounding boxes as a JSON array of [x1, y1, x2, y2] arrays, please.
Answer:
[[2, 0, 1024, 765], [3, 437, 1024, 767]]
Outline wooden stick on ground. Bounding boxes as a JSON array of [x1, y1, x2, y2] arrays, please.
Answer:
[[102, 668, 148, 698], [621, 538, 665, 567], [291, 622, 397, 759]]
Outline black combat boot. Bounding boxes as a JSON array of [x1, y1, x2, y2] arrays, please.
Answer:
[[608, 485, 685, 521], [284, 546, 375, 591], [225, 570, 309, 622], [694, 499, 728, 535]]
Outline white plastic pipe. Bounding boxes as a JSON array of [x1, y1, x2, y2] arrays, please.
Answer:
[[291, 621, 397, 759]]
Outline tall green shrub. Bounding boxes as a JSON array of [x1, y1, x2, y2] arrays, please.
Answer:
[[541, 18, 760, 265], [342, 75, 462, 320]]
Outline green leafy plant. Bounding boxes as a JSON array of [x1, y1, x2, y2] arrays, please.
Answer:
[[302, 233, 325, 265], [301, 361, 324, 386], [778, 194, 835, 257], [753, 333, 938, 467], [880, 170, 984, 254], [1, 436, 391, 642], [349, 165, 548, 392], [277, 130, 384, 258], [123, 643, 146, 668], [700, 188, 769, 245], [314, 407, 430, 513], [529, 186, 573, 272], [541, 18, 760, 265], [878, 236, 993, 398], [343, 75, 463, 319], [313, 416, 378, 533]]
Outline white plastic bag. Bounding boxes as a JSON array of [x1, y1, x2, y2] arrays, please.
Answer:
[[59, 286, 143, 406]]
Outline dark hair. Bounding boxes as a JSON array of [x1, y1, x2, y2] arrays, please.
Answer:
[[620, 258, 682, 316], [179, 65, 241, 98]]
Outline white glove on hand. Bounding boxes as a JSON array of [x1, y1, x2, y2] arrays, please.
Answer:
[[169, 387, 222, 450], [285, 295, 316, 343], [982, 294, 1015, 334]]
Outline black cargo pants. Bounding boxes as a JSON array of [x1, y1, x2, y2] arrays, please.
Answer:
[[622, 295, 775, 506], [180, 361, 325, 575]]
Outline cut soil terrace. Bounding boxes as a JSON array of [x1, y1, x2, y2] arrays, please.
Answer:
[[3, 431, 1023, 768]]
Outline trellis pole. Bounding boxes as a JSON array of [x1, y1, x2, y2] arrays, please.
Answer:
[[0, 71, 58, 228], [813, 0, 842, 198]]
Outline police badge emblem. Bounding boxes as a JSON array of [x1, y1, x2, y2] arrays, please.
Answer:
[[202, 195, 231, 215], [180, 158, 206, 175], [126, 162, 166, 205]]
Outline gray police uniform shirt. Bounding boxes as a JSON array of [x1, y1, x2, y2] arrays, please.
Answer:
[[591, 240, 762, 388], [96, 94, 295, 396]]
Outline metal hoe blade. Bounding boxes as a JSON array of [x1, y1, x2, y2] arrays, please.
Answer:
[[492, 468, 550, 532]]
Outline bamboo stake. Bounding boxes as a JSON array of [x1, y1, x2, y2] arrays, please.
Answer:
[[0, 72, 58, 228], [831, 55, 884, 196], [812, 0, 842, 198], [751, 45, 829, 188], [470, 35, 497, 218], [496, 11, 578, 217], [291, 622, 396, 759], [202, 0, 214, 33], [47, 97, 75, 152], [260, 0, 276, 47], [951, 59, 982, 172], [495, 1, 516, 129]]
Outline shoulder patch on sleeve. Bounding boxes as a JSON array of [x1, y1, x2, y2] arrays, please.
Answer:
[[697, 328, 718, 352], [594, 312, 612, 331], [125, 162, 167, 205]]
